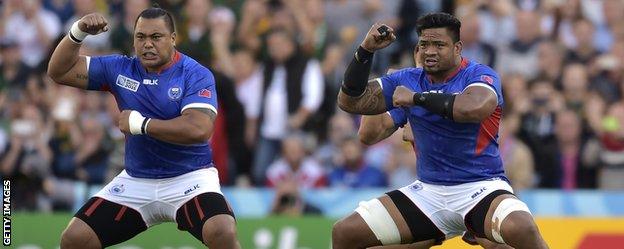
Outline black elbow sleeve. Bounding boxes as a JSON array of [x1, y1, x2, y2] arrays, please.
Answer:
[[341, 46, 374, 97]]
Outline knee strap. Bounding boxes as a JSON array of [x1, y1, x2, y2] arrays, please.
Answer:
[[491, 198, 531, 243], [355, 199, 401, 245]]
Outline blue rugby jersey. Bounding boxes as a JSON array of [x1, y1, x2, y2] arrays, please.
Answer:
[[381, 58, 508, 185], [87, 51, 218, 178]]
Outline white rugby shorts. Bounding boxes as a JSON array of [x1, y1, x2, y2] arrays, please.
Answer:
[[94, 167, 223, 227]]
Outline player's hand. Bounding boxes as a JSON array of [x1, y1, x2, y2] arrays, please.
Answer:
[[117, 110, 132, 134], [360, 23, 396, 52], [393, 86, 415, 107], [77, 13, 109, 35]]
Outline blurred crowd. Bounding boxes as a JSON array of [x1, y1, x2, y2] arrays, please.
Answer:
[[1, 0, 624, 214]]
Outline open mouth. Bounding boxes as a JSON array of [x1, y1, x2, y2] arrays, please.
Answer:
[[142, 52, 158, 60], [424, 58, 438, 67]]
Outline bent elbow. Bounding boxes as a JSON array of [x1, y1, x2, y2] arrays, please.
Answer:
[[358, 129, 378, 145]]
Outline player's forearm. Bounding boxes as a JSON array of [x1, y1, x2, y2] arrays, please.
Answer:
[[358, 113, 397, 145], [145, 115, 214, 145], [47, 36, 82, 81]]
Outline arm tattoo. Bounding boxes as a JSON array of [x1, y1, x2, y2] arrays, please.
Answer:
[[76, 73, 88, 80], [338, 80, 386, 115], [189, 108, 217, 121]]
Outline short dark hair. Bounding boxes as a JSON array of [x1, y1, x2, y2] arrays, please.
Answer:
[[134, 6, 176, 33], [416, 12, 461, 43]]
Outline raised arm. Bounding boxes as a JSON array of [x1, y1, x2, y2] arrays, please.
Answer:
[[47, 13, 109, 89], [337, 23, 396, 115]]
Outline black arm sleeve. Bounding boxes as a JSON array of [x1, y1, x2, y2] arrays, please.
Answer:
[[413, 92, 456, 120], [341, 46, 374, 97]]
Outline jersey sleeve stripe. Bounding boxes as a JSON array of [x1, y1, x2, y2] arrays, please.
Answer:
[[181, 103, 218, 115], [376, 78, 383, 89], [85, 56, 91, 72], [464, 83, 499, 105]]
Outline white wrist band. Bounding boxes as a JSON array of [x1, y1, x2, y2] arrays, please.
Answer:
[[128, 110, 150, 135], [68, 21, 88, 44]]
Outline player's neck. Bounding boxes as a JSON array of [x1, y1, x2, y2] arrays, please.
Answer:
[[146, 51, 179, 74], [428, 57, 464, 83]]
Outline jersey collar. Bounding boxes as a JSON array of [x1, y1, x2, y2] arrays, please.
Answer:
[[141, 51, 182, 75]]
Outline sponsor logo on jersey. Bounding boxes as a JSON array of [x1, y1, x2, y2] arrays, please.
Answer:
[[198, 89, 211, 98], [168, 86, 182, 100], [116, 75, 140, 92], [109, 184, 125, 195], [471, 187, 487, 199], [143, 79, 158, 85], [184, 184, 200, 195]]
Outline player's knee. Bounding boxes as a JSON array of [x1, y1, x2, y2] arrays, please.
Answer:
[[332, 218, 358, 248], [202, 217, 237, 244], [500, 211, 539, 241], [60, 226, 99, 249]]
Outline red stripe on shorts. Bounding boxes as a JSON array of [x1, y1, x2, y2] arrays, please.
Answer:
[[184, 204, 193, 228], [85, 198, 104, 217], [114, 206, 127, 221], [194, 197, 205, 220]]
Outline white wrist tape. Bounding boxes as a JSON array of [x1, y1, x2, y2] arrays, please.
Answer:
[[68, 21, 89, 43], [128, 110, 150, 135]]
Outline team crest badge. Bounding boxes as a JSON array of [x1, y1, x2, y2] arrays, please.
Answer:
[[168, 86, 182, 100], [109, 184, 125, 195], [411, 182, 423, 191]]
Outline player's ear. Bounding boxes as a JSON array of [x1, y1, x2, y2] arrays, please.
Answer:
[[171, 32, 176, 46], [454, 40, 463, 56]]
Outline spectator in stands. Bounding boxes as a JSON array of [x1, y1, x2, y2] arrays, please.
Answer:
[[519, 80, 562, 188], [555, 109, 595, 189], [591, 40, 624, 104], [270, 177, 322, 216], [561, 63, 589, 114], [249, 29, 324, 185], [0, 38, 32, 90], [328, 135, 387, 188], [2, 0, 62, 69], [316, 112, 356, 169], [584, 101, 624, 189], [266, 132, 326, 189], [1, 103, 51, 210], [500, 114, 535, 191], [459, 11, 496, 67], [535, 40, 565, 86], [177, 0, 214, 66], [109, 0, 149, 55], [565, 18, 601, 65], [496, 10, 542, 79]]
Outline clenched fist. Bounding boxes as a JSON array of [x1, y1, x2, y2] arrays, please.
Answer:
[[393, 86, 415, 107], [360, 23, 396, 52], [77, 13, 109, 35], [117, 110, 132, 134]]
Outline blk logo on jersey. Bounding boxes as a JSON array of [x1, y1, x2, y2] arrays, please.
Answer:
[[198, 89, 211, 98], [143, 79, 158, 85], [116, 75, 140, 92], [168, 87, 182, 100]]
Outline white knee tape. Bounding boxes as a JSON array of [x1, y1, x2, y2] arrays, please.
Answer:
[[491, 198, 531, 243], [355, 199, 401, 245]]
